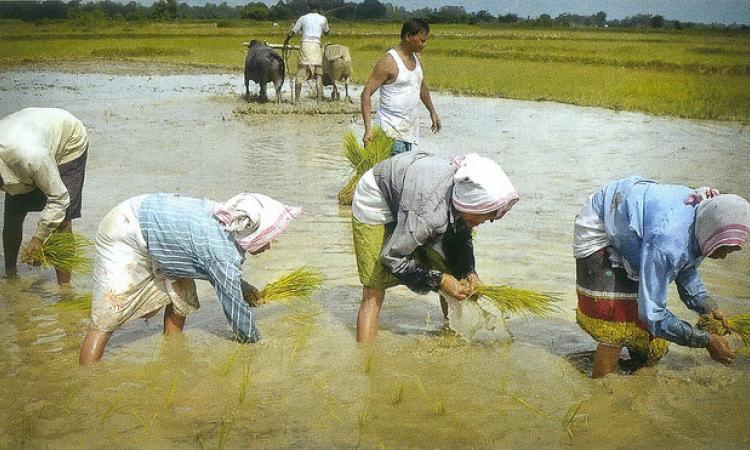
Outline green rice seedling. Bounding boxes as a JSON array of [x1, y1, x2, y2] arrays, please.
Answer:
[[337, 128, 394, 205], [258, 266, 324, 303], [100, 398, 121, 424], [728, 314, 750, 347], [561, 401, 585, 438], [697, 313, 750, 348], [218, 416, 234, 450], [414, 375, 429, 400], [434, 398, 446, 416], [166, 375, 179, 408], [22, 231, 93, 273], [196, 432, 207, 450], [363, 354, 374, 373], [54, 293, 92, 312], [474, 284, 560, 316], [391, 380, 404, 406], [510, 394, 553, 420], [239, 360, 250, 403], [221, 347, 241, 377], [357, 401, 370, 428]]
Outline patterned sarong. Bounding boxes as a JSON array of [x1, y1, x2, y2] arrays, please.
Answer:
[[576, 247, 669, 364]]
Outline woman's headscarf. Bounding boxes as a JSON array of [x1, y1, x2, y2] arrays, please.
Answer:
[[694, 193, 750, 257], [214, 193, 302, 253], [451, 153, 519, 219]]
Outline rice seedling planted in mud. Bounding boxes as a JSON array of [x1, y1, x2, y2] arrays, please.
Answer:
[[258, 266, 324, 303], [22, 231, 93, 273], [337, 128, 394, 205], [473, 284, 559, 316]]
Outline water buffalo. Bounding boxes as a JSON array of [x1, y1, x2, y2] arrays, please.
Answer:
[[244, 40, 285, 103], [322, 44, 352, 102]]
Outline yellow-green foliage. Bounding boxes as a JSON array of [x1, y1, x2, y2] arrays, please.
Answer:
[[698, 313, 750, 348], [23, 231, 93, 273], [474, 284, 559, 316], [259, 266, 324, 303], [728, 314, 750, 348], [2, 21, 749, 120], [337, 128, 394, 205], [54, 293, 93, 312], [577, 309, 669, 362]]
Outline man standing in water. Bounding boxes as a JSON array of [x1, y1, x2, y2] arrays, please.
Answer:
[[284, 1, 329, 103], [0, 107, 89, 285], [361, 18, 441, 154]]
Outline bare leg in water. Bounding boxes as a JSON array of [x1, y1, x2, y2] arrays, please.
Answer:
[[79, 304, 186, 365], [357, 286, 385, 343], [592, 342, 622, 378]]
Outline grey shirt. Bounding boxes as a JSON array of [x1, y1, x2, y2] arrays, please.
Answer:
[[373, 152, 475, 293]]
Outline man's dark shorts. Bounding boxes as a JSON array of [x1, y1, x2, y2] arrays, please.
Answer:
[[4, 150, 88, 220]]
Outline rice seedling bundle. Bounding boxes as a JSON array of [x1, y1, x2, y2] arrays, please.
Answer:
[[728, 314, 750, 347], [473, 284, 559, 316], [337, 128, 394, 205], [258, 266, 324, 303], [698, 313, 750, 348], [22, 231, 93, 273]]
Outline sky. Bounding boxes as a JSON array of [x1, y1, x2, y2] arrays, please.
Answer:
[[384, 1, 750, 24]]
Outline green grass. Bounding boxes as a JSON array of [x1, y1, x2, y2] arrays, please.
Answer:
[[2, 20, 749, 121]]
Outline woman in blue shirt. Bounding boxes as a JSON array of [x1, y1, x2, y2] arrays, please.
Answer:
[[79, 193, 301, 365], [573, 176, 749, 377]]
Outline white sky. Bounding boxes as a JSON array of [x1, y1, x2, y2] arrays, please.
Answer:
[[382, 0, 750, 24]]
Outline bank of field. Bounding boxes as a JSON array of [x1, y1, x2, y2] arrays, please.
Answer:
[[2, 20, 749, 121]]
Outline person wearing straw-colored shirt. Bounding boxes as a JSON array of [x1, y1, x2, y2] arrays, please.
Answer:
[[0, 107, 89, 284]]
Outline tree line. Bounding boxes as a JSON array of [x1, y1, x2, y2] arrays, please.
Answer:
[[1, 0, 746, 30]]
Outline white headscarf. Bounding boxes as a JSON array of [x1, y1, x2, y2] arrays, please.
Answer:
[[695, 194, 750, 257], [451, 153, 519, 219], [214, 193, 302, 253]]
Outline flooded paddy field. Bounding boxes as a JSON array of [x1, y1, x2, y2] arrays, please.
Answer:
[[0, 68, 749, 448]]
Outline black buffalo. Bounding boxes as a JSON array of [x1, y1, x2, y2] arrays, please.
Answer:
[[244, 40, 285, 103]]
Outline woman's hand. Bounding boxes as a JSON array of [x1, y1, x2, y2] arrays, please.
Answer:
[[706, 334, 736, 366], [710, 308, 731, 332], [440, 274, 472, 300], [241, 280, 263, 307], [465, 273, 482, 291], [21, 237, 44, 265]]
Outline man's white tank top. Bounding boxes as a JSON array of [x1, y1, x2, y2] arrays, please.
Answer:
[[375, 48, 423, 144]]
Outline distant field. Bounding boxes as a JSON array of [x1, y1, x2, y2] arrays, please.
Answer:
[[2, 20, 749, 122]]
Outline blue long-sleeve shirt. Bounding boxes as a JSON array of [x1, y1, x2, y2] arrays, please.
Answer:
[[591, 176, 716, 347], [138, 193, 260, 343]]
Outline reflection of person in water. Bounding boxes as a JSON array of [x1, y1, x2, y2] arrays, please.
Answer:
[[79, 192, 301, 365], [0, 107, 89, 285], [352, 152, 518, 343], [573, 176, 748, 377]]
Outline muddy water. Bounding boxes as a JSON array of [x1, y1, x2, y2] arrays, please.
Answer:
[[0, 70, 748, 448]]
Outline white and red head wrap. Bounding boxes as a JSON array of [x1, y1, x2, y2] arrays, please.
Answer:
[[450, 153, 519, 220], [694, 193, 750, 257], [214, 193, 302, 253]]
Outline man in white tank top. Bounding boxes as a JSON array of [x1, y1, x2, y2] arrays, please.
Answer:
[[361, 18, 441, 154], [284, 1, 329, 103]]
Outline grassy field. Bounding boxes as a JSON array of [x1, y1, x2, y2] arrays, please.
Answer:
[[2, 20, 749, 122]]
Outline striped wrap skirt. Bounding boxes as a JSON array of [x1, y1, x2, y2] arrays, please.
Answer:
[[575, 247, 669, 364]]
